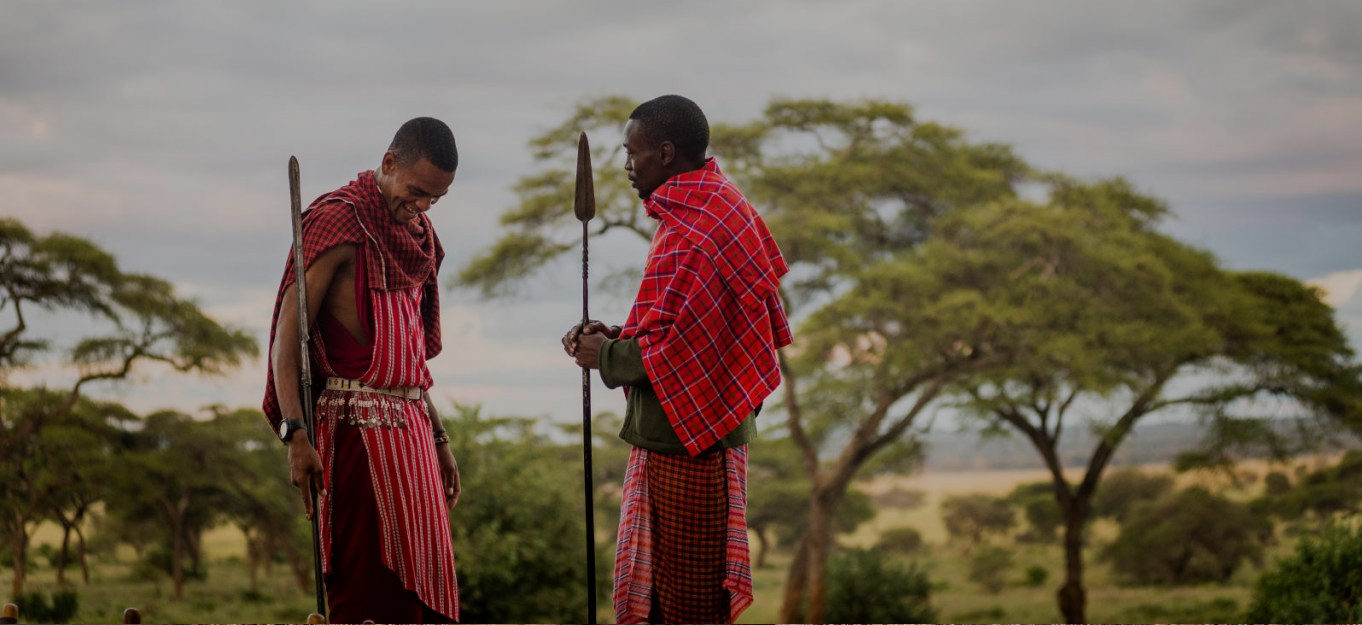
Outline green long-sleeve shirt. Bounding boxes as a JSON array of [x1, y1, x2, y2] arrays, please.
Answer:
[[597, 336, 755, 455]]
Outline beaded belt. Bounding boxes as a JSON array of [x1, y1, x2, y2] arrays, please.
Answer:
[[325, 377, 422, 401]]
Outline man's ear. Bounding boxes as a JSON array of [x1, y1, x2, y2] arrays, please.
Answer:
[[380, 150, 397, 175], [658, 141, 676, 167]]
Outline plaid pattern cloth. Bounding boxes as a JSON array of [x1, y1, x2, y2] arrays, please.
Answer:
[[613, 445, 752, 624], [620, 159, 793, 456], [262, 170, 444, 429]]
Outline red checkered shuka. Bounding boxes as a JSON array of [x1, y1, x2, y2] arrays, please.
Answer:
[[619, 158, 794, 456], [613, 445, 752, 624], [260, 170, 456, 620]]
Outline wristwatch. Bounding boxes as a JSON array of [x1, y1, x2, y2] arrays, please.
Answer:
[[278, 419, 307, 444]]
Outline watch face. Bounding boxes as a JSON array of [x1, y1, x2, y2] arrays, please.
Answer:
[[279, 420, 290, 440]]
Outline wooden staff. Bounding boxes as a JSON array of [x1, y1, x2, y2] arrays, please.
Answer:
[[290, 156, 328, 622], [573, 132, 598, 623]]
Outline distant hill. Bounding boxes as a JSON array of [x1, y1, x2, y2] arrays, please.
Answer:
[[920, 421, 1356, 472]]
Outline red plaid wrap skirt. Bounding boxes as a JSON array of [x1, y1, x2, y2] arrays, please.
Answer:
[[613, 445, 752, 624]]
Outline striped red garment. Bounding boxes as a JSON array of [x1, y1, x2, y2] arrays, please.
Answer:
[[620, 158, 793, 456], [262, 170, 444, 430], [313, 285, 458, 621]]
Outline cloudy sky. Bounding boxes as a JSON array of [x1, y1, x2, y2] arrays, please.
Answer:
[[3, 1, 1360, 426]]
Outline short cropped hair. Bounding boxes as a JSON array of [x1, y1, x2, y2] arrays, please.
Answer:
[[389, 117, 458, 172], [628, 95, 709, 163]]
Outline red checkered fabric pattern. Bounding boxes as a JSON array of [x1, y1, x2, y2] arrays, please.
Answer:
[[262, 170, 444, 429], [613, 445, 752, 624], [619, 159, 793, 456]]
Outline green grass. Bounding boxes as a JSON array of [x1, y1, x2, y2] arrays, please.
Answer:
[[4, 461, 1317, 624], [7, 525, 315, 624]]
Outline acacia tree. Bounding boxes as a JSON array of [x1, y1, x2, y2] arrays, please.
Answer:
[[0, 217, 257, 455], [454, 95, 1029, 622], [104, 409, 252, 600], [208, 406, 313, 592], [930, 179, 1362, 623], [0, 217, 257, 596], [43, 399, 132, 587]]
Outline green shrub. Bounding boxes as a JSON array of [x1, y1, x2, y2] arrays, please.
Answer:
[[876, 526, 924, 555], [13, 590, 79, 624], [1103, 486, 1268, 585], [131, 546, 205, 582], [823, 548, 937, 624], [1091, 468, 1174, 522], [1023, 564, 1049, 587], [1245, 521, 1362, 624], [967, 544, 1014, 594]]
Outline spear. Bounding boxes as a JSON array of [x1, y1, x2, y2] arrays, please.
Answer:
[[573, 132, 598, 624], [289, 156, 328, 623]]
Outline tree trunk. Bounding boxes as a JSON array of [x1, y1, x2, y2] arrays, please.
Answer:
[[10, 522, 27, 598], [777, 534, 810, 623], [57, 524, 72, 586], [1058, 506, 1087, 624], [76, 526, 90, 585], [172, 523, 185, 601], [246, 532, 261, 591], [778, 488, 840, 623], [169, 496, 189, 601], [753, 526, 770, 569], [802, 493, 835, 624]]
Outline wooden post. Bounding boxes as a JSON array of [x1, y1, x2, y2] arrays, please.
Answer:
[[1, 603, 17, 625], [122, 607, 142, 624]]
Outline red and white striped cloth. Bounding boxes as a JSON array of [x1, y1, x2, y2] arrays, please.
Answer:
[[313, 286, 458, 622], [263, 170, 456, 620]]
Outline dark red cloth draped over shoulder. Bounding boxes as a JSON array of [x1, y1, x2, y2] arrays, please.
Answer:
[[261, 170, 443, 430], [620, 158, 793, 456]]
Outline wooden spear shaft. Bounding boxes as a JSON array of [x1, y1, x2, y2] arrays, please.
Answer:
[[574, 132, 598, 624], [289, 156, 328, 622]]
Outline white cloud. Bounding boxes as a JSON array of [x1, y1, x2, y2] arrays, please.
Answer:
[[1309, 268, 1362, 307]]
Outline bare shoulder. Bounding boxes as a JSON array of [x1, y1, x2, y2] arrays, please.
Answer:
[[303, 243, 358, 291], [312, 243, 358, 270]]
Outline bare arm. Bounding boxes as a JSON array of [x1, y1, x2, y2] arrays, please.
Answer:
[[271, 243, 355, 518], [425, 392, 462, 508]]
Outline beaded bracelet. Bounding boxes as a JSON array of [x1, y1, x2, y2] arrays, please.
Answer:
[[433, 429, 450, 446]]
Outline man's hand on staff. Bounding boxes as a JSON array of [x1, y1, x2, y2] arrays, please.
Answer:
[[288, 435, 326, 519], [563, 321, 618, 369]]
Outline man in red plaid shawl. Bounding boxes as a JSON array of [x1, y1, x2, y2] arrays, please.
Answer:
[[565, 95, 793, 624], [265, 118, 461, 623]]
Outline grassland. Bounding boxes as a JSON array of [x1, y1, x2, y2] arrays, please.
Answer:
[[5, 458, 1326, 624]]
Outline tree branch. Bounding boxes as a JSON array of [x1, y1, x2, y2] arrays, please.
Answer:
[[780, 349, 818, 481], [1078, 368, 1176, 502]]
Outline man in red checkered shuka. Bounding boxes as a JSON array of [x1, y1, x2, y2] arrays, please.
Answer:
[[564, 95, 793, 624], [265, 118, 461, 623]]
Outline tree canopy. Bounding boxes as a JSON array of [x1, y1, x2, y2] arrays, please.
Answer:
[[452, 94, 1362, 624]]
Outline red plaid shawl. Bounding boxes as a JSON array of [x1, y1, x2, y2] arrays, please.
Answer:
[[261, 170, 444, 428], [620, 159, 793, 456]]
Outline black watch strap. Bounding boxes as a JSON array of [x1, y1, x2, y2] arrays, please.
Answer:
[[279, 418, 307, 444]]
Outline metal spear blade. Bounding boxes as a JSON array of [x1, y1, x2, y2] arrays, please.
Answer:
[[574, 132, 596, 222]]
